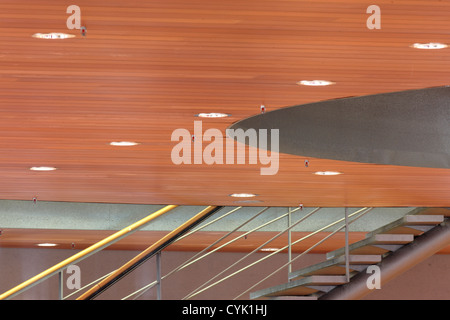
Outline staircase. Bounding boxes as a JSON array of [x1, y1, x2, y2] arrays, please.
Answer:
[[250, 208, 450, 300]]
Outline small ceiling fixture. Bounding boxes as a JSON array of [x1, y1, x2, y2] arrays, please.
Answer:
[[297, 80, 335, 86], [314, 171, 342, 176], [229, 193, 257, 198], [196, 113, 230, 118], [32, 33, 75, 40], [30, 166, 57, 171], [36, 243, 58, 247], [411, 42, 448, 50], [110, 141, 140, 146]]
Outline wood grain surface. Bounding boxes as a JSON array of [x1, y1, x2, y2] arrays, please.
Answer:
[[1, 1, 450, 207]]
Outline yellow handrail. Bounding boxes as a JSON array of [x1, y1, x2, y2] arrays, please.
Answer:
[[77, 205, 218, 300], [0, 204, 178, 300]]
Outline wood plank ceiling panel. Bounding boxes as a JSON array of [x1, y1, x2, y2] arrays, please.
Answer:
[[0, 0, 450, 207], [1, 228, 449, 254]]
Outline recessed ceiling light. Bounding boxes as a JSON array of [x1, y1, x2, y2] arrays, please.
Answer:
[[196, 113, 230, 118], [36, 243, 58, 247], [229, 193, 257, 198], [110, 141, 140, 147], [297, 80, 335, 86], [30, 166, 57, 171], [32, 33, 75, 40], [314, 171, 342, 176], [411, 43, 448, 50]]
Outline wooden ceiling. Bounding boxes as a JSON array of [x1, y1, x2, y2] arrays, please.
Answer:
[[1, 0, 450, 207], [2, 228, 448, 254]]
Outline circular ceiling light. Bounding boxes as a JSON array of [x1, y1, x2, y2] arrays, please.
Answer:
[[110, 141, 140, 147], [196, 113, 230, 118], [411, 43, 448, 50], [297, 80, 335, 86], [314, 171, 342, 176], [32, 33, 75, 40], [30, 166, 57, 171], [229, 193, 257, 198]]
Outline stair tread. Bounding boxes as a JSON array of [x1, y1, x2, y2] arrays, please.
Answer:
[[250, 275, 347, 299], [250, 209, 448, 301], [289, 255, 382, 280], [365, 214, 444, 238], [407, 207, 450, 217], [326, 234, 414, 259], [404, 215, 444, 224]]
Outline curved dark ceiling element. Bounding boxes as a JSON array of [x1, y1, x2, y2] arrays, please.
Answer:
[[228, 86, 450, 168]]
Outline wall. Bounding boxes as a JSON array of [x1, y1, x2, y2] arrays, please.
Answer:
[[0, 247, 449, 300], [363, 253, 450, 300]]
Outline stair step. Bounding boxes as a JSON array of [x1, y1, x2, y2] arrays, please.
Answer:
[[326, 234, 414, 260], [403, 214, 444, 224], [250, 275, 347, 299], [365, 215, 444, 238], [407, 207, 450, 217], [289, 255, 382, 280], [250, 209, 447, 301]]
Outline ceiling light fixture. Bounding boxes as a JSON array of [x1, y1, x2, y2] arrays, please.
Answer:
[[30, 166, 57, 171], [196, 113, 230, 118], [297, 80, 335, 86], [229, 193, 257, 198], [36, 243, 58, 247], [260, 248, 280, 252], [411, 42, 448, 50], [32, 33, 75, 40], [314, 171, 342, 176], [110, 141, 140, 147]]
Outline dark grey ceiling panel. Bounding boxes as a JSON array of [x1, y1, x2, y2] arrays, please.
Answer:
[[228, 86, 450, 168]]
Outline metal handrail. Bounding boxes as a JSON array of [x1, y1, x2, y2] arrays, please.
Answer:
[[121, 206, 270, 300], [73, 206, 239, 301], [63, 271, 114, 300], [182, 207, 322, 300], [0, 204, 178, 300], [1, 204, 380, 300], [183, 207, 371, 300], [121, 206, 304, 300], [234, 207, 374, 299], [180, 207, 303, 269], [175, 206, 242, 242], [77, 206, 222, 300]]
